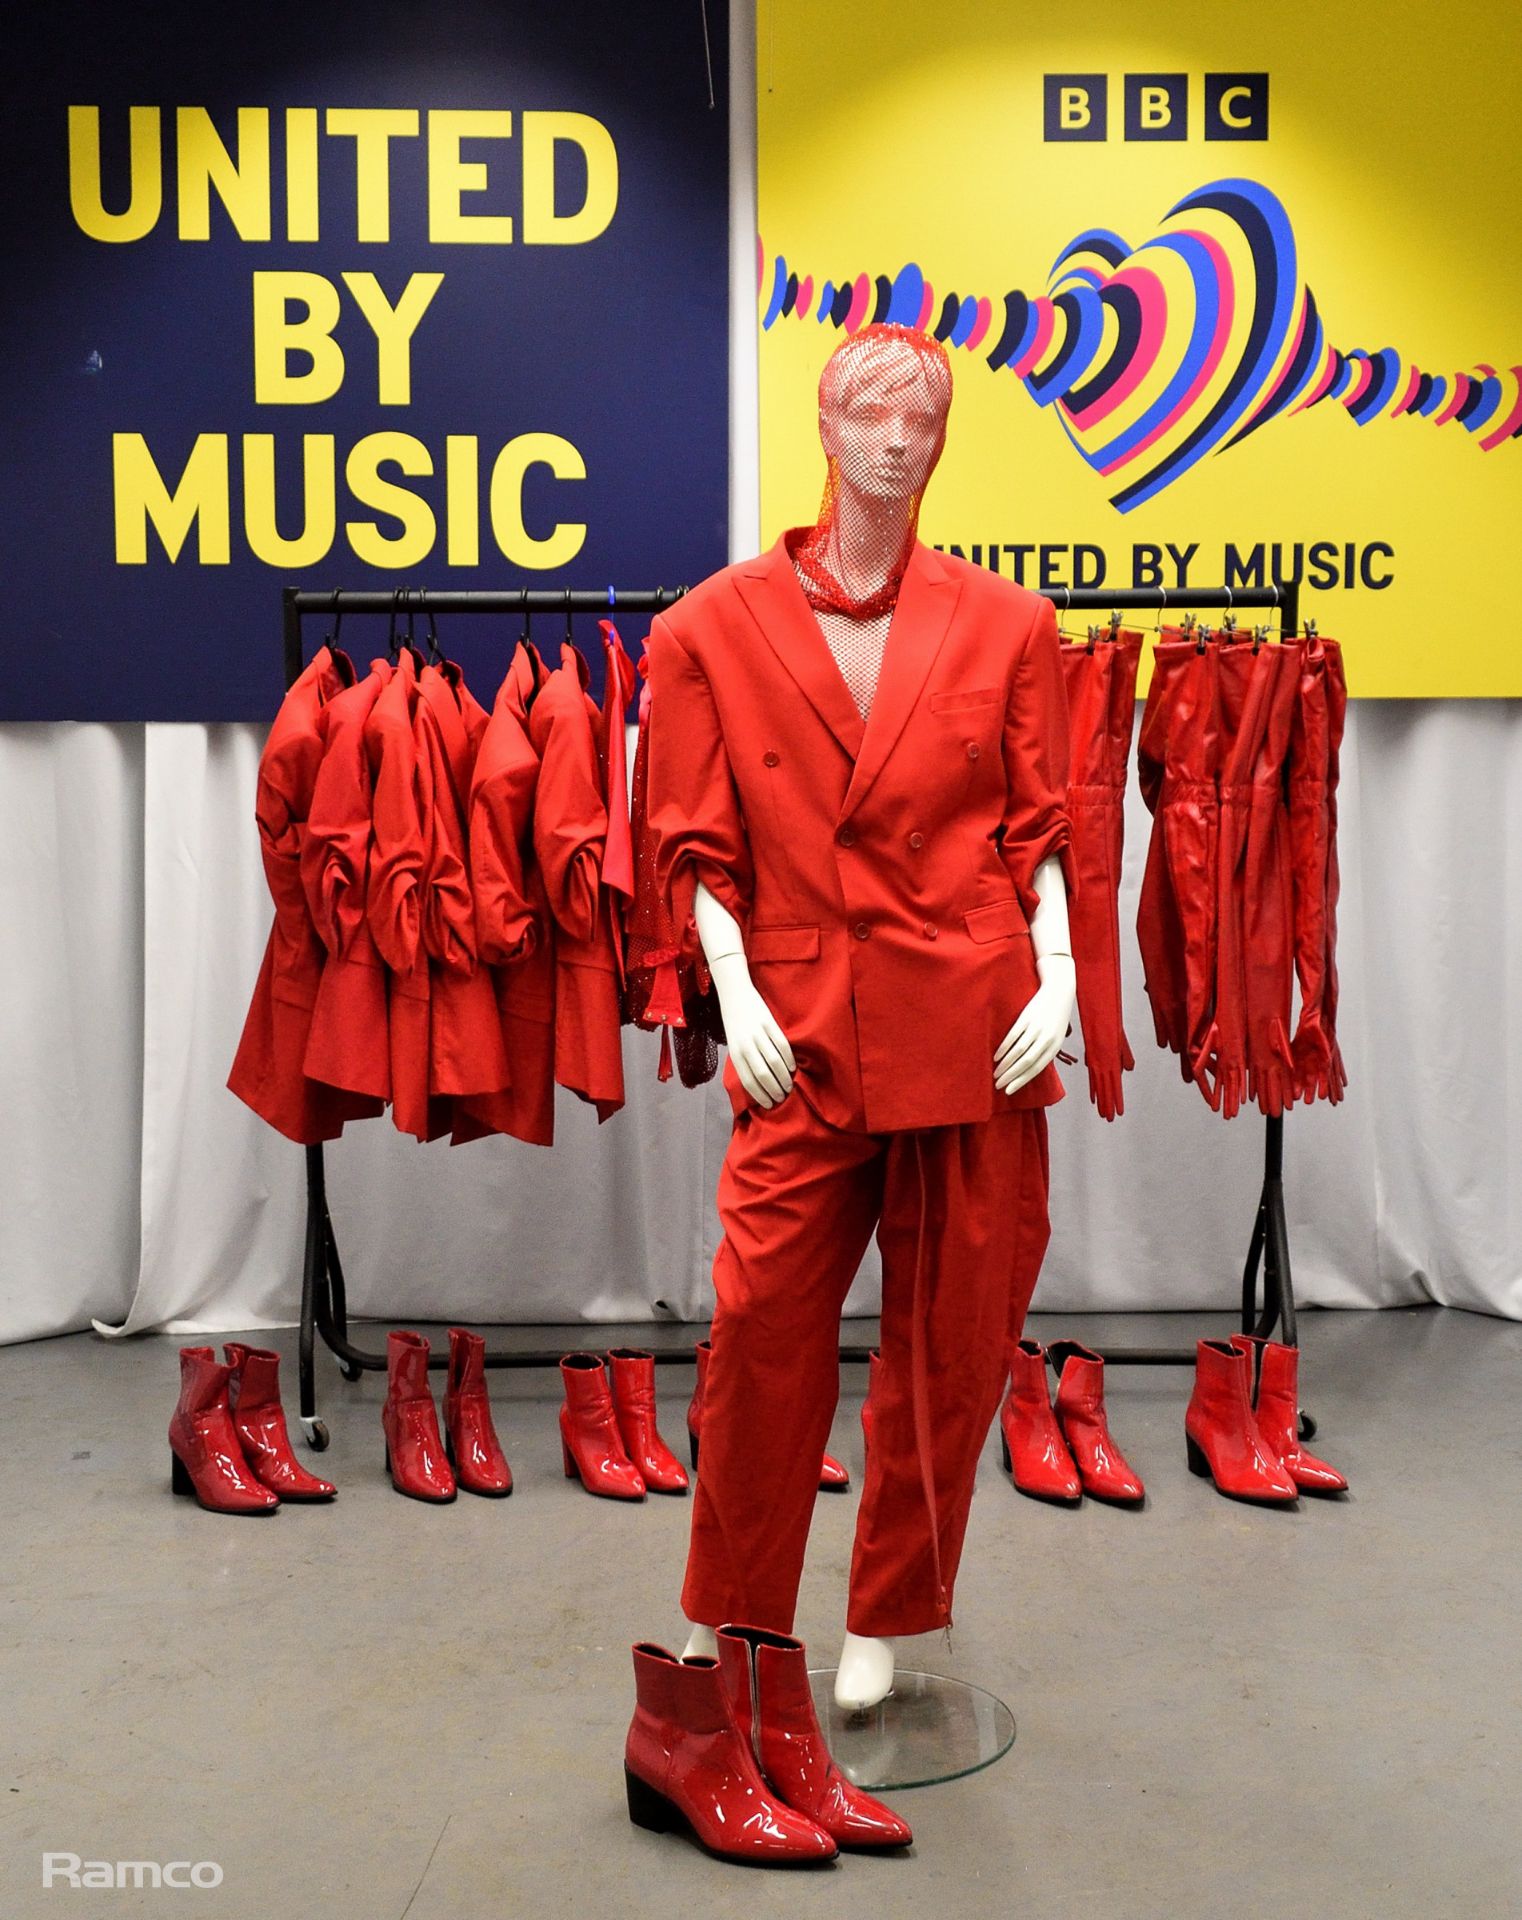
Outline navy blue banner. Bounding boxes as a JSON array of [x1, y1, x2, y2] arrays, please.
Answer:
[[2, 2, 729, 719]]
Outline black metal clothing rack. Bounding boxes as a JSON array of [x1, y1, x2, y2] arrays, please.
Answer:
[[281, 577, 1311, 1450]]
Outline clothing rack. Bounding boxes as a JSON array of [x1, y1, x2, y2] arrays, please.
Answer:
[[280, 576, 1312, 1451]]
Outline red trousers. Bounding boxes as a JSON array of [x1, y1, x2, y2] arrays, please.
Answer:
[[683, 1093, 1048, 1640]]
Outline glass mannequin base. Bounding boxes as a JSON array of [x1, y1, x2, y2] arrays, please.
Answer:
[[807, 1669, 1016, 1790]]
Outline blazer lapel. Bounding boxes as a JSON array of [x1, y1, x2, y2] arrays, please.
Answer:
[[733, 533, 866, 762], [840, 541, 963, 821]]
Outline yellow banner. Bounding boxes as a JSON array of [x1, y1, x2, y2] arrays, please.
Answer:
[[756, 0, 1521, 695]]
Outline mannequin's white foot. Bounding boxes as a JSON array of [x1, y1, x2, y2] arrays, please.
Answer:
[[681, 1620, 718, 1661], [834, 1631, 895, 1712]]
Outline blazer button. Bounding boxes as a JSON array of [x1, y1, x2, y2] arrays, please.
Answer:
[[965, 741, 981, 761], [854, 921, 871, 941], [763, 750, 781, 767], [908, 831, 925, 850], [922, 921, 938, 940], [837, 826, 857, 847]]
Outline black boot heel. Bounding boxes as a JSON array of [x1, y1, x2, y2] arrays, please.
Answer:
[[625, 1766, 679, 1834], [171, 1450, 193, 1495], [1185, 1434, 1210, 1478]]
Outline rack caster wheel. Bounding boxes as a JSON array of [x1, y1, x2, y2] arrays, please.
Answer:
[[336, 1357, 363, 1382], [300, 1417, 330, 1452], [1297, 1409, 1317, 1442]]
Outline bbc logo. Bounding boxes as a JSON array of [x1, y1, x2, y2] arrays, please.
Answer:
[[1043, 73, 1269, 142]]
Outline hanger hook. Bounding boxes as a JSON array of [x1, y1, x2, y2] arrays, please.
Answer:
[[564, 586, 574, 645]]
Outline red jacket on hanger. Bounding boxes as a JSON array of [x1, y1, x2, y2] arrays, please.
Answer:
[[365, 654, 450, 1142], [527, 641, 626, 1122], [228, 646, 384, 1143], [646, 535, 1074, 1134], [300, 660, 394, 1106], [414, 662, 511, 1104], [458, 641, 557, 1146]]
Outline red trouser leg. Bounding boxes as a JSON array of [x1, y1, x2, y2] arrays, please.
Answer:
[[1005, 1109, 1052, 1347], [849, 1111, 1044, 1639], [682, 1099, 883, 1635]]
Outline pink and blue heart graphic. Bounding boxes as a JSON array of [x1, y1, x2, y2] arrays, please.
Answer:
[[760, 179, 1521, 510]]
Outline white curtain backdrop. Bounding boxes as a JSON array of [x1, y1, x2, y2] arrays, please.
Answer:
[[1, 700, 1518, 1346], [2, 0, 1518, 1343]]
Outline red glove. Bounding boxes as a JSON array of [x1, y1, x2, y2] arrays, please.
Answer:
[[1240, 644, 1300, 1117], [1285, 635, 1349, 1105], [1061, 630, 1142, 1120], [1136, 633, 1223, 1108]]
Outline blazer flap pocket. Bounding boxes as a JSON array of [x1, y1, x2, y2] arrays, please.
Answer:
[[930, 685, 1000, 714], [748, 923, 821, 963], [964, 899, 1028, 943]]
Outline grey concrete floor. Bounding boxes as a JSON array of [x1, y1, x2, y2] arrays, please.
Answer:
[[2, 1307, 1519, 1918]]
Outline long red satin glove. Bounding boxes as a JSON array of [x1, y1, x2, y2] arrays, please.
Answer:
[[1060, 630, 1142, 1119], [1241, 644, 1300, 1116], [1318, 639, 1350, 1102], [1136, 633, 1223, 1106]]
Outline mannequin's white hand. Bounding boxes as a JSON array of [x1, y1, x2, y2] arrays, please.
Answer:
[[995, 852, 1076, 1095], [995, 954, 1075, 1095], [693, 882, 797, 1106], [709, 956, 797, 1107]]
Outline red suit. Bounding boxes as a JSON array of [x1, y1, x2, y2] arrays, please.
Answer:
[[647, 534, 1073, 1638]]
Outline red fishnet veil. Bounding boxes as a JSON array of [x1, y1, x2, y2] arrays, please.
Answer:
[[787, 324, 953, 618]]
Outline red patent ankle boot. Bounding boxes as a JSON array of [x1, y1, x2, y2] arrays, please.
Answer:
[[1229, 1335, 1347, 1493], [624, 1642, 837, 1865], [999, 1340, 1081, 1504], [685, 1339, 711, 1470], [1049, 1340, 1144, 1507], [688, 1336, 849, 1493], [168, 1347, 279, 1515], [443, 1328, 512, 1497], [224, 1343, 336, 1501], [609, 1349, 689, 1494], [717, 1625, 912, 1851], [560, 1354, 645, 1499], [860, 1348, 881, 1455], [1185, 1340, 1298, 1505], [382, 1330, 457, 1503]]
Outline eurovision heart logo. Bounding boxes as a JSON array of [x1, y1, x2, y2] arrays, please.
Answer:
[[760, 179, 1522, 511]]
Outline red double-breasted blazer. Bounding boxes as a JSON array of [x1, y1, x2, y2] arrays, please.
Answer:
[[646, 534, 1074, 1133]]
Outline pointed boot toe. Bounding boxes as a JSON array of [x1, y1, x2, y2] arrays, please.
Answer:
[[817, 1451, 851, 1494]]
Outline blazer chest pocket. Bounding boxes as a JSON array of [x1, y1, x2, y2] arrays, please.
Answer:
[[964, 899, 1028, 943], [748, 923, 821, 963], [929, 686, 999, 715]]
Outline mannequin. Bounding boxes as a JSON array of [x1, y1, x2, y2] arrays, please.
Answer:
[[647, 324, 1076, 1713]]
